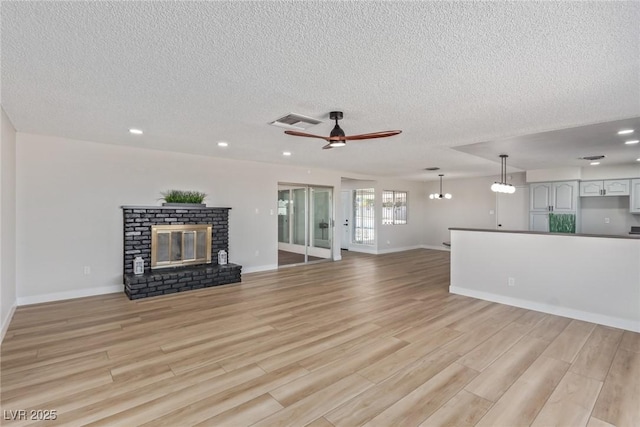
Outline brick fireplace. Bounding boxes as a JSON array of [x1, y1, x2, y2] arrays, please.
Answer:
[[121, 206, 241, 299]]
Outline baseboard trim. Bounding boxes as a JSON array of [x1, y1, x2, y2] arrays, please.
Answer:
[[376, 245, 423, 254], [243, 264, 278, 274], [347, 246, 378, 255], [450, 286, 640, 333], [1, 302, 17, 344], [421, 244, 451, 252], [347, 245, 448, 255], [17, 285, 123, 306]]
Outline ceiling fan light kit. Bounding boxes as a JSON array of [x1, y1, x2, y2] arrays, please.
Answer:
[[429, 174, 452, 200], [491, 154, 516, 194], [284, 111, 401, 149]]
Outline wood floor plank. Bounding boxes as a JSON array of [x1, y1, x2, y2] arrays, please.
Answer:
[[458, 321, 532, 372], [592, 348, 640, 427], [359, 327, 462, 383], [513, 310, 548, 328], [256, 323, 381, 372], [253, 374, 374, 427], [586, 416, 616, 427], [270, 336, 407, 407], [570, 325, 623, 381], [464, 335, 549, 402], [362, 362, 478, 426], [295, 328, 403, 372], [325, 348, 459, 426], [541, 319, 596, 363], [475, 356, 570, 426], [440, 316, 510, 357], [137, 364, 308, 427], [304, 417, 336, 427], [192, 393, 283, 426], [80, 364, 267, 426], [14, 368, 176, 427], [1, 249, 636, 426], [619, 330, 640, 353], [531, 371, 602, 427], [528, 314, 572, 342], [42, 363, 250, 426], [418, 389, 493, 427]]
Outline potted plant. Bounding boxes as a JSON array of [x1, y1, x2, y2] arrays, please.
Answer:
[[160, 190, 207, 207]]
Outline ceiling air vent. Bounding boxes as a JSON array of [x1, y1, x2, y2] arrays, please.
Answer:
[[424, 167, 441, 171], [579, 155, 606, 161], [269, 113, 322, 130]]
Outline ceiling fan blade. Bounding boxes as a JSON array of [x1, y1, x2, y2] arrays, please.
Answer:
[[343, 130, 402, 141], [322, 143, 334, 150], [284, 130, 330, 142]]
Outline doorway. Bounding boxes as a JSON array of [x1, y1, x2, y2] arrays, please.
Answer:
[[340, 190, 351, 250], [278, 184, 333, 266], [496, 186, 529, 230]]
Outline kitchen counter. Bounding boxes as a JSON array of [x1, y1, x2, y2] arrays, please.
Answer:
[[448, 228, 640, 332], [449, 227, 640, 240]]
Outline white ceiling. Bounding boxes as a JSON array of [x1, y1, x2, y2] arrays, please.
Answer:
[[2, 1, 639, 181]]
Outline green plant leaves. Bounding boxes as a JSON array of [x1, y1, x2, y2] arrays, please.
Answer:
[[161, 190, 207, 204], [549, 213, 576, 233]]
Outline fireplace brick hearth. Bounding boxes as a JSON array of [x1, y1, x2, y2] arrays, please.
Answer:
[[121, 206, 241, 299]]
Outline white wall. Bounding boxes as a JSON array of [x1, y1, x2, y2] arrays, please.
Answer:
[[376, 179, 427, 253], [422, 173, 528, 248], [339, 178, 426, 254], [526, 167, 582, 182], [16, 133, 347, 302], [16, 133, 425, 303], [450, 229, 640, 332], [1, 107, 17, 341], [579, 165, 640, 235], [581, 164, 640, 180], [581, 196, 640, 235]]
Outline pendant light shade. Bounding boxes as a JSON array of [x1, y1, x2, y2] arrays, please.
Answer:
[[491, 155, 516, 194], [429, 174, 452, 200]]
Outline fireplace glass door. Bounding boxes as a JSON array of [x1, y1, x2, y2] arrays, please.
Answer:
[[151, 224, 212, 269]]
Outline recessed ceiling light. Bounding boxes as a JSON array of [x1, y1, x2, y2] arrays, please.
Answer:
[[129, 128, 143, 135], [637, 158, 640, 162], [618, 129, 634, 135], [282, 151, 292, 156], [217, 141, 228, 147], [625, 140, 639, 145], [590, 161, 600, 165]]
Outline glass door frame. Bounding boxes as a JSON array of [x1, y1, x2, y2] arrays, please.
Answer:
[[277, 183, 334, 263]]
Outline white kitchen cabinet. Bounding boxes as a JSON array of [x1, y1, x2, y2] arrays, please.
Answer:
[[580, 179, 630, 197], [530, 183, 552, 212], [579, 181, 603, 197], [529, 181, 579, 232], [631, 179, 640, 214], [552, 181, 578, 212], [530, 181, 578, 212], [529, 212, 550, 232]]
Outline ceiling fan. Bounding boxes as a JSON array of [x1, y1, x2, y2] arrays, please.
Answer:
[[284, 111, 402, 149]]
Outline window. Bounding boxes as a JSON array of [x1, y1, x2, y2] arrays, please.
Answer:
[[353, 188, 375, 245], [382, 190, 408, 225]]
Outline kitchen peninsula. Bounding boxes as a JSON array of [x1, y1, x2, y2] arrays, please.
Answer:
[[449, 228, 640, 332]]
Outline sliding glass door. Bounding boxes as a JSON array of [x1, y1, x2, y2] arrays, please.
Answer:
[[277, 184, 333, 265]]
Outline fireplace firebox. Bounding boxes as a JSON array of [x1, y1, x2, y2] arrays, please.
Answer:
[[151, 224, 212, 269]]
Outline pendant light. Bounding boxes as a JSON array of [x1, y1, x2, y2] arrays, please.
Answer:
[[429, 174, 452, 199], [491, 154, 516, 194]]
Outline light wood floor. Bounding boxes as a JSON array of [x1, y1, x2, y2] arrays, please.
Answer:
[[278, 250, 325, 266], [1, 249, 638, 426]]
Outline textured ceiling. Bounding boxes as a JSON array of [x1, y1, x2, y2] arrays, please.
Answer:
[[2, 1, 639, 181]]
